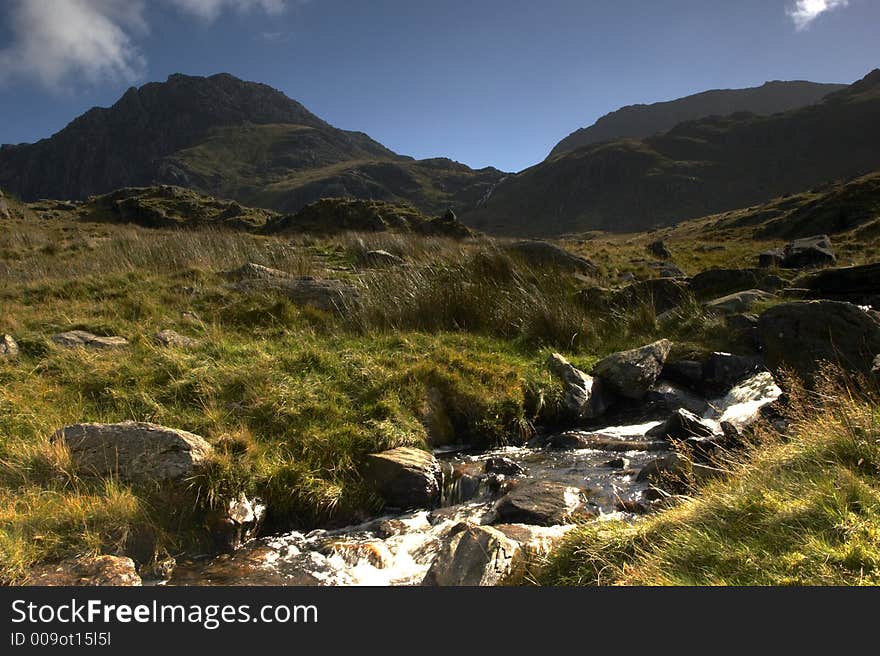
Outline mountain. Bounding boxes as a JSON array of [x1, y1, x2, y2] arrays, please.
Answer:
[[548, 80, 845, 159], [465, 69, 880, 236], [0, 73, 504, 215]]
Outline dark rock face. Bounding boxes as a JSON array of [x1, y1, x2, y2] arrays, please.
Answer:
[[761, 235, 836, 269], [646, 409, 717, 440], [797, 262, 880, 308], [725, 313, 760, 348], [646, 380, 709, 415], [54, 421, 214, 485], [758, 301, 880, 381], [25, 556, 142, 587], [592, 339, 672, 400], [689, 268, 785, 300], [661, 359, 704, 389], [547, 353, 611, 419], [493, 480, 585, 526], [505, 241, 597, 275], [484, 457, 527, 477], [363, 447, 442, 510], [702, 352, 764, 392]]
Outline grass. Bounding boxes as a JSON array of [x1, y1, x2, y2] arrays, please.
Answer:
[[540, 372, 880, 585]]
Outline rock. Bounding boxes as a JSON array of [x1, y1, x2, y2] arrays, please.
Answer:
[[615, 499, 651, 514], [758, 301, 880, 382], [712, 371, 784, 430], [154, 329, 197, 348], [661, 359, 704, 389], [0, 197, 9, 220], [363, 447, 442, 509], [209, 494, 267, 551], [704, 289, 776, 315], [546, 432, 593, 450], [761, 235, 836, 269], [758, 249, 785, 268], [725, 313, 760, 348], [647, 239, 671, 259], [646, 409, 717, 440], [422, 523, 522, 586], [1, 333, 19, 358], [608, 278, 691, 314], [52, 330, 128, 350], [484, 457, 527, 477], [690, 268, 785, 299], [797, 262, 880, 308], [228, 262, 356, 312], [636, 453, 690, 483], [54, 421, 213, 485], [648, 261, 686, 278], [872, 354, 880, 385], [780, 235, 836, 269], [25, 556, 141, 586], [702, 352, 764, 392], [506, 241, 597, 275], [493, 480, 585, 526], [547, 353, 611, 419], [604, 457, 630, 469], [363, 250, 405, 267], [646, 380, 709, 415], [592, 339, 672, 400]]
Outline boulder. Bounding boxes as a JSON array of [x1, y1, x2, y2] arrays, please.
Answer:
[[422, 523, 522, 586], [725, 313, 760, 349], [54, 421, 213, 485], [702, 352, 764, 393], [592, 339, 672, 400], [505, 241, 597, 275], [872, 354, 880, 386], [154, 329, 197, 348], [704, 289, 776, 315], [0, 193, 9, 220], [758, 301, 880, 381], [647, 380, 709, 415], [604, 457, 630, 469], [647, 239, 672, 259], [363, 447, 442, 509], [646, 409, 717, 440], [690, 268, 785, 300], [228, 262, 356, 312], [1, 333, 18, 358], [493, 480, 585, 526], [661, 359, 704, 389], [648, 261, 686, 278], [52, 330, 129, 350], [797, 262, 880, 308], [547, 353, 611, 419], [761, 235, 836, 269], [484, 457, 527, 477], [25, 556, 141, 587]]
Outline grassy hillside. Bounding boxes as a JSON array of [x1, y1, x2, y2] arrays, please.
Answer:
[[467, 70, 880, 236]]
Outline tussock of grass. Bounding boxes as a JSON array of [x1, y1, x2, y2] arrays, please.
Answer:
[[540, 373, 880, 586]]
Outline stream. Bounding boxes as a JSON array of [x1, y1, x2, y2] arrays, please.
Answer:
[[168, 372, 781, 586]]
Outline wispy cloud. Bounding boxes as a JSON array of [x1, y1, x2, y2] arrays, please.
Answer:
[[0, 0, 288, 91], [787, 0, 849, 30]]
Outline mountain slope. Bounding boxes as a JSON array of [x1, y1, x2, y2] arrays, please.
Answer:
[[548, 80, 845, 159], [0, 73, 503, 216], [466, 70, 880, 236]]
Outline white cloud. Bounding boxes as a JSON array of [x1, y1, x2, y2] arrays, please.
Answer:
[[787, 0, 849, 30], [169, 0, 286, 22], [0, 0, 148, 90], [0, 0, 288, 91]]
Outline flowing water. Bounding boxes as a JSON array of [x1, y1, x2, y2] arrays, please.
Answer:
[[168, 372, 781, 587]]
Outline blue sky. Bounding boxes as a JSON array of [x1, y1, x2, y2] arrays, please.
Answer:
[[0, 0, 878, 172]]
